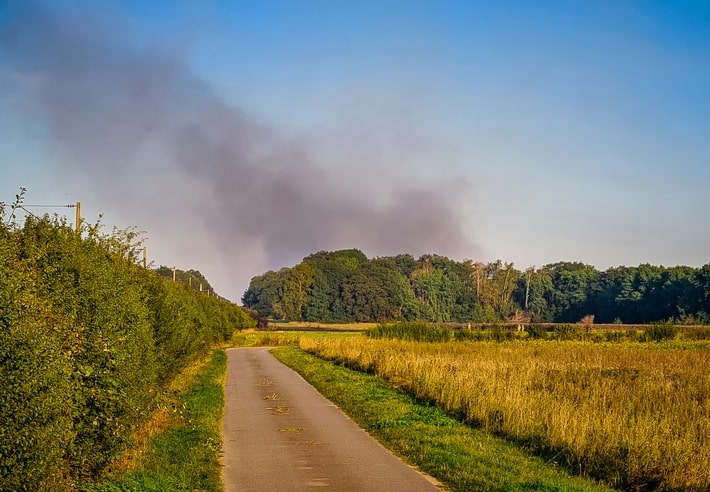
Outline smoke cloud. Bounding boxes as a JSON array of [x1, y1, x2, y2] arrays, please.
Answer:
[[0, 2, 477, 299]]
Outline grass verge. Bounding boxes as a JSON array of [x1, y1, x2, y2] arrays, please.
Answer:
[[272, 346, 615, 492], [81, 350, 227, 492]]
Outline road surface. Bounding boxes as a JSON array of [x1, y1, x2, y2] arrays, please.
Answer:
[[221, 347, 441, 492]]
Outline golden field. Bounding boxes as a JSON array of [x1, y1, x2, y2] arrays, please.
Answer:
[[299, 336, 710, 490]]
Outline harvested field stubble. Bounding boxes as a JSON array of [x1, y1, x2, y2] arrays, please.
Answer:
[[299, 336, 710, 491]]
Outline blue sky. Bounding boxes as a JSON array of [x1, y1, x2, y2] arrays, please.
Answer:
[[1, 0, 709, 300]]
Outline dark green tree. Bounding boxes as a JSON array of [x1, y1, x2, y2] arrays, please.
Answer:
[[302, 249, 367, 322], [274, 263, 314, 320], [689, 264, 710, 322], [242, 269, 285, 318], [342, 259, 418, 321], [542, 262, 599, 322], [410, 255, 463, 322], [514, 267, 554, 322]]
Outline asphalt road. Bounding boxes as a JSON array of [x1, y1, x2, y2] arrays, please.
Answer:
[[221, 347, 441, 492]]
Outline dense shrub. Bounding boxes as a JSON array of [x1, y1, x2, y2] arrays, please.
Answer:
[[681, 326, 710, 341], [552, 323, 581, 341], [144, 277, 255, 384], [525, 324, 548, 339], [366, 322, 453, 342], [0, 233, 74, 491], [0, 213, 255, 489], [144, 276, 206, 385], [489, 325, 515, 342], [603, 330, 624, 343], [641, 322, 677, 342], [454, 327, 489, 341]]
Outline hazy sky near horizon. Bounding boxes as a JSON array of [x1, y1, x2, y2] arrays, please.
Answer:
[[1, 0, 709, 301]]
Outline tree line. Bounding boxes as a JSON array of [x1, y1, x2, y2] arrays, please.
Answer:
[[0, 193, 255, 490], [243, 249, 710, 324], [155, 265, 215, 295]]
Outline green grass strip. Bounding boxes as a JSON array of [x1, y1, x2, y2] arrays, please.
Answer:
[[81, 350, 227, 492], [272, 347, 616, 492]]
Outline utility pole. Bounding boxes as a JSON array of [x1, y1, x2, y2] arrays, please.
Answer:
[[22, 201, 81, 233], [75, 201, 81, 234], [143, 246, 147, 268], [172, 266, 176, 282]]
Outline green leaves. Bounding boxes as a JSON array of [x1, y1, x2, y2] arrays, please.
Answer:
[[0, 229, 74, 491], [0, 212, 255, 488], [246, 251, 710, 326]]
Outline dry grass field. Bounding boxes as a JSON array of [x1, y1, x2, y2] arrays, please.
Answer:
[[299, 336, 710, 490], [266, 321, 377, 331]]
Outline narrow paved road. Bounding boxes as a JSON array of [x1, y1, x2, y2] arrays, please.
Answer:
[[221, 347, 441, 492]]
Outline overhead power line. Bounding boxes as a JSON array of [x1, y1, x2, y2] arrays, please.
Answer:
[[24, 204, 77, 208], [22, 202, 81, 233]]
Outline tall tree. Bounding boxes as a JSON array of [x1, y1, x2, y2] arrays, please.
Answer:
[[543, 262, 599, 322], [689, 264, 710, 322], [275, 263, 314, 321], [410, 255, 463, 322], [302, 249, 367, 322], [514, 266, 554, 322], [469, 260, 521, 320], [241, 269, 286, 318], [342, 260, 417, 321], [463, 260, 496, 321]]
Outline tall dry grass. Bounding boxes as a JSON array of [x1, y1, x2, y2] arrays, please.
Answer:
[[300, 337, 710, 490]]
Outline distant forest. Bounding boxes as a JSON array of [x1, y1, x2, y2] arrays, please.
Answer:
[[243, 249, 710, 324]]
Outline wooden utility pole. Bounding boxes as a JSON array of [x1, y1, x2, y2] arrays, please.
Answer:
[[75, 201, 81, 234], [22, 201, 82, 233], [172, 266, 176, 282], [143, 247, 147, 268]]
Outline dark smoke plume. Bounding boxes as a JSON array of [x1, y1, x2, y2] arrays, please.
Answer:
[[0, 2, 477, 299]]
